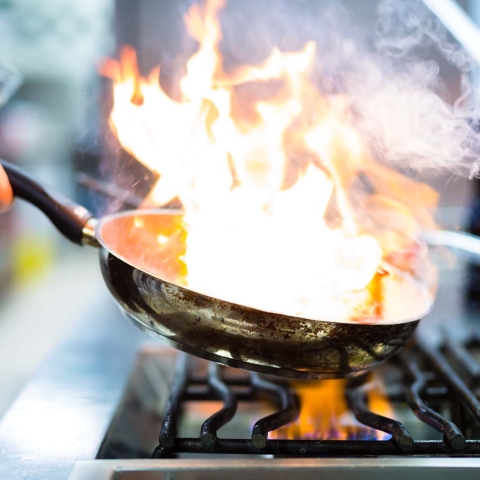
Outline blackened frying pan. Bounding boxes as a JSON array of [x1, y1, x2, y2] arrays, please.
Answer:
[[0, 160, 422, 379]]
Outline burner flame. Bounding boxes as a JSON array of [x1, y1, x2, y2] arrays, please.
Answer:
[[273, 377, 392, 441], [101, 0, 436, 324]]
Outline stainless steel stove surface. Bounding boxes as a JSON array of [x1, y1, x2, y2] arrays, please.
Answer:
[[68, 458, 480, 480]]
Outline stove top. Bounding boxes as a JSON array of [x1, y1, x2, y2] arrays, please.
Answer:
[[66, 326, 480, 479], [67, 458, 480, 480], [96, 337, 480, 460]]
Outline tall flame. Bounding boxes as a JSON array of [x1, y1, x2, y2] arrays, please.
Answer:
[[101, 0, 437, 323]]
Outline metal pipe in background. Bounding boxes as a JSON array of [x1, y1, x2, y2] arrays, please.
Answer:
[[422, 0, 480, 64]]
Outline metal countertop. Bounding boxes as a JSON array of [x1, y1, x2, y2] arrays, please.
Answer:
[[0, 299, 144, 480], [67, 458, 480, 480]]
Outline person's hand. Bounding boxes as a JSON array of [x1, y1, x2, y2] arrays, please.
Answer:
[[0, 164, 13, 212]]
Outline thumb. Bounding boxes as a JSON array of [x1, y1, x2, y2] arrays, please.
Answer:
[[0, 164, 13, 212]]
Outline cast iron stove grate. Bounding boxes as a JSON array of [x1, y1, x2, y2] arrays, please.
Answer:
[[149, 328, 480, 458]]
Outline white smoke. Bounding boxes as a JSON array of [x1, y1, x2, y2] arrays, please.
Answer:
[[341, 0, 480, 178], [221, 0, 480, 179], [348, 58, 480, 178], [375, 0, 475, 70]]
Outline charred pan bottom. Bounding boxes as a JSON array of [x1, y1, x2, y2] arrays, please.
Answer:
[[100, 249, 420, 379]]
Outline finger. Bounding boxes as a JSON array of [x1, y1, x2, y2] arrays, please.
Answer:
[[0, 164, 13, 212]]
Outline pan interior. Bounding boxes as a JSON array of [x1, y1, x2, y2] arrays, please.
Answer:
[[97, 210, 432, 325], [98, 209, 188, 285]]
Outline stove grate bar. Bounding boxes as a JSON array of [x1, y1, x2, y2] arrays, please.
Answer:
[[250, 373, 299, 449], [444, 337, 480, 384], [152, 438, 480, 457], [345, 378, 413, 451], [400, 353, 466, 450], [199, 362, 238, 450], [417, 338, 480, 425], [155, 353, 190, 453]]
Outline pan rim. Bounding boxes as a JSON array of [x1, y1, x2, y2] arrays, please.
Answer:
[[96, 209, 432, 327]]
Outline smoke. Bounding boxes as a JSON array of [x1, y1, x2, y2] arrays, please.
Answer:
[[348, 58, 480, 178], [375, 0, 474, 70], [286, 0, 479, 180], [347, 0, 480, 178], [218, 0, 480, 178]]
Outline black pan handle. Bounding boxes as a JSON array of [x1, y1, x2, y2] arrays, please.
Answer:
[[0, 160, 95, 245]]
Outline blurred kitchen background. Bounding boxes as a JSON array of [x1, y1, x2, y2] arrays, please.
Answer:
[[0, 0, 478, 416], [0, 0, 112, 414]]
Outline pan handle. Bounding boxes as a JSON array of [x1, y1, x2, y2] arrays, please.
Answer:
[[424, 230, 480, 258], [0, 159, 97, 245]]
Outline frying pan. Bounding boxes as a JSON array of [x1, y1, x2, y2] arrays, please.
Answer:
[[0, 160, 421, 379]]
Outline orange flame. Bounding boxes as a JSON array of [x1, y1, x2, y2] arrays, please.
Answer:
[[273, 377, 392, 440], [101, 0, 437, 324]]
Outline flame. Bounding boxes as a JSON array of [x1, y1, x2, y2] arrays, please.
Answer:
[[101, 0, 437, 323], [273, 376, 392, 440]]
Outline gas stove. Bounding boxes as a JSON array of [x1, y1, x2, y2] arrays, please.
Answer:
[[70, 330, 480, 479], [0, 243, 479, 479], [96, 336, 480, 461]]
